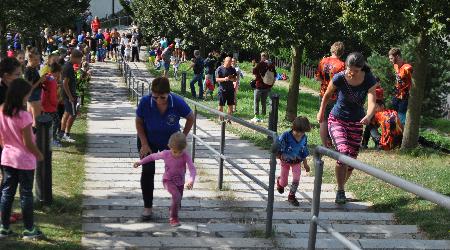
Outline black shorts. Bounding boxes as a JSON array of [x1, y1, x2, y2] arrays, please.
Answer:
[[218, 88, 235, 106], [111, 43, 118, 51], [64, 98, 77, 117]]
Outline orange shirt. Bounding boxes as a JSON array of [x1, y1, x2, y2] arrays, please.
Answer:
[[393, 63, 413, 100], [373, 109, 403, 150], [315, 56, 345, 100]]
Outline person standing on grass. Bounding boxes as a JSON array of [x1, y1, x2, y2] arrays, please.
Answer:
[[317, 52, 377, 204], [60, 49, 83, 143], [388, 48, 412, 126], [0, 58, 24, 225], [135, 77, 194, 221], [189, 50, 204, 99], [276, 116, 311, 206], [161, 44, 174, 78], [41, 63, 63, 147], [134, 132, 196, 227], [251, 52, 276, 123], [0, 78, 44, 239], [216, 57, 237, 123], [315, 42, 345, 147], [25, 48, 46, 129], [204, 53, 217, 85]]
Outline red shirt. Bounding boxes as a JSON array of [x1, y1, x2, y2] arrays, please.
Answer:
[[393, 63, 413, 100], [41, 74, 58, 113], [315, 56, 345, 100], [91, 19, 101, 33], [103, 32, 111, 43]]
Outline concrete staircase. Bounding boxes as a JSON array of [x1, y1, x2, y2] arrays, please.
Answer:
[[81, 60, 450, 249]]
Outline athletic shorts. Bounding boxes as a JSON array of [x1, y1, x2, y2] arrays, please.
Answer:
[[328, 114, 363, 170], [218, 88, 235, 106], [64, 98, 78, 117], [162, 61, 170, 70]]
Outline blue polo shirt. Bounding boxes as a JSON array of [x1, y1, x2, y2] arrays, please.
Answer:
[[136, 94, 192, 149], [278, 130, 309, 164]]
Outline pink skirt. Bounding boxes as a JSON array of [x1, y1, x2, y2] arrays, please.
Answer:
[[328, 114, 363, 169]]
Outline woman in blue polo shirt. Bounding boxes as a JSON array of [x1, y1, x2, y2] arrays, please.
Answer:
[[136, 77, 194, 221]]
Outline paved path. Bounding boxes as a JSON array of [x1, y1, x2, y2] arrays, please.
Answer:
[[81, 56, 450, 249]]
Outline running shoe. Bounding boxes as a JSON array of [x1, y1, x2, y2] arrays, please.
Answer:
[[169, 218, 181, 227], [335, 190, 347, 204], [22, 227, 43, 240], [61, 135, 76, 143]]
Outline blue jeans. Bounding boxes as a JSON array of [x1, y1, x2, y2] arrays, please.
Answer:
[[190, 74, 204, 98], [1, 166, 35, 230]]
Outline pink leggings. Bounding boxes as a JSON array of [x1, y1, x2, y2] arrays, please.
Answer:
[[163, 180, 184, 219], [278, 162, 301, 187]]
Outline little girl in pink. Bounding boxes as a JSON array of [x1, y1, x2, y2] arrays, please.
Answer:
[[134, 132, 196, 227]]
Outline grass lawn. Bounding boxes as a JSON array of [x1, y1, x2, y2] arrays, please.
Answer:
[[2, 96, 90, 249], [149, 61, 450, 240]]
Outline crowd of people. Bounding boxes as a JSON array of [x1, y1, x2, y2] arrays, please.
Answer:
[[0, 24, 99, 238]]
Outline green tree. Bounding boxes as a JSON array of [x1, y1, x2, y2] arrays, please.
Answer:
[[341, 0, 450, 149]]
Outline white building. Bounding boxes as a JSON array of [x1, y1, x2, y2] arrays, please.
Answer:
[[90, 0, 124, 19]]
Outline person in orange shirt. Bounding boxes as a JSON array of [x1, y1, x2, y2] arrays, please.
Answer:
[[315, 41, 345, 147], [388, 48, 412, 126]]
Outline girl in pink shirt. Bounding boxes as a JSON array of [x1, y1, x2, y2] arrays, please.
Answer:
[[0, 78, 43, 239], [134, 132, 196, 227]]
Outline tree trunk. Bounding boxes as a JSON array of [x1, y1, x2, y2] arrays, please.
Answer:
[[285, 45, 302, 122], [401, 31, 429, 149]]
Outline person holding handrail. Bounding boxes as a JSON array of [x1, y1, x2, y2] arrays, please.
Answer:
[[135, 77, 194, 221], [317, 52, 377, 204]]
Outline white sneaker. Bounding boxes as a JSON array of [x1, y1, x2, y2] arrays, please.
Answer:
[[250, 116, 260, 123], [61, 135, 75, 143]]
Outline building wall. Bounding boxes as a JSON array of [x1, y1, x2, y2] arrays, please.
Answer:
[[90, 0, 123, 19]]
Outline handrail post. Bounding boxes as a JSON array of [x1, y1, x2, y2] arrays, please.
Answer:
[[181, 71, 187, 95], [34, 114, 53, 206], [265, 135, 277, 238], [191, 106, 197, 162], [218, 121, 226, 190], [141, 80, 144, 97], [308, 150, 325, 250], [268, 93, 279, 138]]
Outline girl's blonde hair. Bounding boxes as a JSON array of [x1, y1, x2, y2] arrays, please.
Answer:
[[168, 132, 187, 151]]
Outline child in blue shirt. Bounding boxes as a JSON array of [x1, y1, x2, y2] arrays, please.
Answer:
[[276, 116, 311, 206]]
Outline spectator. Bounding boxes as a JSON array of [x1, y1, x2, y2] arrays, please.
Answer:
[[216, 57, 237, 123], [388, 48, 412, 126], [0, 78, 44, 239], [315, 42, 345, 147], [77, 31, 86, 44], [60, 49, 83, 143], [203, 53, 217, 84], [135, 77, 194, 221], [317, 52, 377, 204], [160, 36, 168, 49], [161, 44, 173, 77], [130, 37, 139, 62], [251, 52, 276, 123], [189, 50, 204, 99], [120, 32, 129, 58], [91, 16, 101, 33], [25, 49, 45, 128]]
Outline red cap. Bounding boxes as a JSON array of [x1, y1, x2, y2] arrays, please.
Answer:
[[73, 63, 80, 71], [375, 86, 384, 101]]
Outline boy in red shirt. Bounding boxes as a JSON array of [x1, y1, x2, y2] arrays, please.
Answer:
[[388, 48, 412, 126], [41, 63, 63, 147], [315, 42, 345, 147]]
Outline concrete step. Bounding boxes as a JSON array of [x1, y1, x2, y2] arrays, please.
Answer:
[[81, 236, 450, 249], [82, 198, 371, 211], [82, 209, 394, 224], [82, 188, 353, 201], [83, 222, 420, 239]]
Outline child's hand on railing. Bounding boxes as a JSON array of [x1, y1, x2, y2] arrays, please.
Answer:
[[303, 162, 310, 175], [133, 162, 141, 168], [186, 182, 193, 190]]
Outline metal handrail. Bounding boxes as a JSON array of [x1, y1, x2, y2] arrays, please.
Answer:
[[118, 59, 279, 238], [308, 145, 450, 249]]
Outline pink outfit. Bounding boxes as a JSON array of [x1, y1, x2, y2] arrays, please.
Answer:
[[0, 110, 36, 170], [139, 150, 196, 219], [278, 161, 301, 187]]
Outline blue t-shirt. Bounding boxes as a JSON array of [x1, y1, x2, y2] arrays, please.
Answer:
[[331, 71, 376, 122], [136, 94, 192, 149], [77, 34, 85, 43], [278, 131, 309, 164]]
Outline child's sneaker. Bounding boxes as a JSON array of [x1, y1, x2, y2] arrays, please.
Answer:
[[0, 226, 14, 238], [335, 190, 347, 204], [61, 134, 76, 143], [250, 116, 260, 123], [288, 194, 300, 206], [276, 177, 284, 194], [22, 227, 44, 240], [169, 218, 180, 227]]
